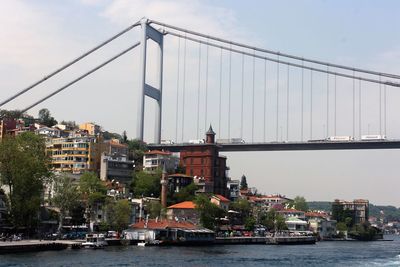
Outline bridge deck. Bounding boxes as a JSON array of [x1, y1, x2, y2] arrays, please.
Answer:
[[148, 141, 400, 152]]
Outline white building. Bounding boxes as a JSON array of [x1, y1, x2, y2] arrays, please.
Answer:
[[143, 150, 179, 173]]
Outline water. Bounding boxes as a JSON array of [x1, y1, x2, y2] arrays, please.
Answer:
[[1, 236, 399, 267]]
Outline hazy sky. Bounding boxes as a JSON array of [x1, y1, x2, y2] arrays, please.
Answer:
[[1, 0, 400, 206]]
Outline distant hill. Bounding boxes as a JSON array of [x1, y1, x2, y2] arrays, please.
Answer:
[[307, 201, 332, 212], [307, 201, 400, 222]]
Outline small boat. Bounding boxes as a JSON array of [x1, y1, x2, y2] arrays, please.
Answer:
[[137, 242, 146, 247], [82, 233, 108, 248]]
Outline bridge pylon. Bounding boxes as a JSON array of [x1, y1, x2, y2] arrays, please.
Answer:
[[137, 18, 164, 143]]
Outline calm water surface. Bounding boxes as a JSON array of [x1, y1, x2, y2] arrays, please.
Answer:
[[1, 236, 399, 267]]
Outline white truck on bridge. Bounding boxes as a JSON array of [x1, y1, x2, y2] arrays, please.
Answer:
[[327, 136, 354, 142], [361, 135, 387, 141]]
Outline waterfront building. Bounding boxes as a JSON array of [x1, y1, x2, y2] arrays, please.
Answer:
[[332, 199, 369, 224], [143, 150, 179, 173], [179, 125, 229, 196], [166, 201, 199, 224], [306, 212, 337, 239], [285, 217, 308, 232], [124, 219, 214, 245]]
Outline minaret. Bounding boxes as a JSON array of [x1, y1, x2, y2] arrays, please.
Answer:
[[206, 124, 216, 144], [160, 163, 168, 209]]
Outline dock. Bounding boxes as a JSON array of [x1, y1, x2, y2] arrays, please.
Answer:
[[0, 240, 82, 254]]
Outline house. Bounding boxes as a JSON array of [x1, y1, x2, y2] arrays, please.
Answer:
[[79, 122, 101, 136], [210, 194, 230, 211], [285, 217, 308, 232], [278, 209, 306, 220], [35, 126, 61, 138], [143, 150, 179, 173], [168, 174, 193, 193], [166, 201, 199, 224], [306, 212, 337, 239]]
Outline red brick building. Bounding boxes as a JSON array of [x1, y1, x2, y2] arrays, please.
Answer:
[[179, 125, 228, 197]]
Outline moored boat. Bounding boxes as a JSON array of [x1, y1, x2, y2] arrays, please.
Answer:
[[82, 233, 108, 248]]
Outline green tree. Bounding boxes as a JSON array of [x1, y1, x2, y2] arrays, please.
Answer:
[[172, 182, 198, 203], [131, 170, 161, 198], [0, 109, 23, 119], [38, 108, 57, 127], [0, 132, 50, 231], [240, 175, 248, 190], [245, 217, 256, 231], [147, 201, 163, 219], [291, 196, 309, 212], [260, 208, 288, 231], [52, 175, 81, 231], [79, 172, 107, 224], [122, 131, 128, 144], [336, 222, 347, 232], [230, 198, 251, 217], [106, 199, 132, 232], [79, 172, 106, 196], [194, 194, 225, 230], [127, 139, 148, 166]]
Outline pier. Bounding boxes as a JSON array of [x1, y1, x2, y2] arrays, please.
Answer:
[[0, 240, 81, 254]]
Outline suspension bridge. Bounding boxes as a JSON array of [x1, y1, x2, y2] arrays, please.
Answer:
[[2, 18, 400, 152]]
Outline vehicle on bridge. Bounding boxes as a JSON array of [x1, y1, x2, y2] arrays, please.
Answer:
[[327, 136, 354, 142], [188, 139, 205, 144], [216, 138, 245, 144], [361, 135, 387, 141], [161, 140, 175, 144]]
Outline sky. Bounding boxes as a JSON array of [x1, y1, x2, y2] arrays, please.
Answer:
[[1, 0, 400, 206]]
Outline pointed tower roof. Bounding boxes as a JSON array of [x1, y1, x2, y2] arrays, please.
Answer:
[[206, 124, 215, 135]]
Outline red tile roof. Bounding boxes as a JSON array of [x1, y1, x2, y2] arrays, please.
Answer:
[[214, 194, 230, 203], [167, 201, 196, 209], [131, 219, 198, 230]]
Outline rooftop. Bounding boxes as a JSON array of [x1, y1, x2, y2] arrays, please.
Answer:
[[213, 194, 230, 203], [167, 201, 196, 209]]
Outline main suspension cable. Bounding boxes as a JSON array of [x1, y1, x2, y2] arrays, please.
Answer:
[[21, 42, 140, 113], [2, 21, 141, 108], [165, 32, 400, 88], [152, 20, 400, 80]]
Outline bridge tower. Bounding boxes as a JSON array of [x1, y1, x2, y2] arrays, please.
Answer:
[[137, 18, 164, 143]]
